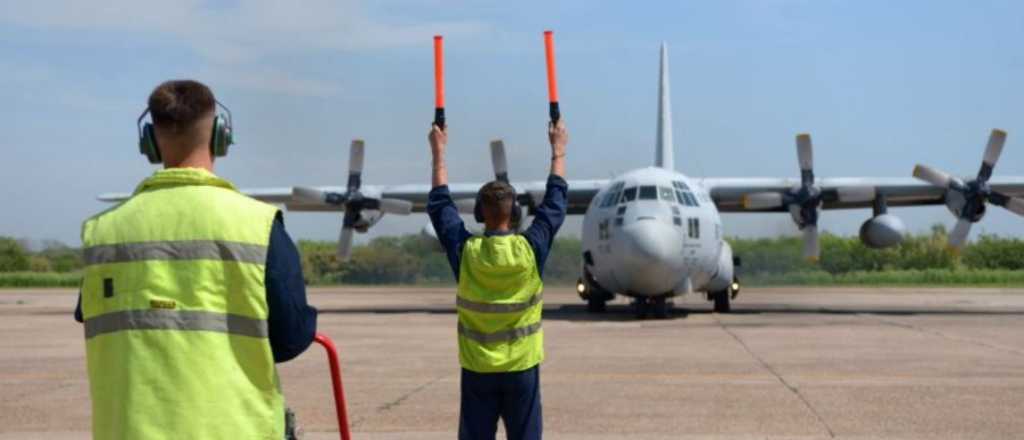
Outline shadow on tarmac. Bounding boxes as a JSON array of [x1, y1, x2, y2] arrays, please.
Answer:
[[315, 303, 1024, 323]]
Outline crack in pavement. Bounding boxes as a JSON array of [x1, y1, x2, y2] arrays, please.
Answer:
[[377, 375, 448, 412], [714, 315, 837, 438], [861, 313, 1024, 358], [349, 374, 450, 429]]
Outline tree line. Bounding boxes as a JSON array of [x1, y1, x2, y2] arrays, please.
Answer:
[[1, 225, 1022, 287]]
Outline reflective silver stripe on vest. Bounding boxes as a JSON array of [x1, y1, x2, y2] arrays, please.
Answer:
[[84, 309, 268, 339], [83, 240, 267, 266], [458, 321, 542, 344], [456, 293, 543, 314]]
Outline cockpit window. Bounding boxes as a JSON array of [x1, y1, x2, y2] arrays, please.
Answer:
[[658, 186, 675, 202], [621, 187, 637, 203], [638, 186, 658, 200], [599, 181, 625, 208], [672, 180, 690, 191]]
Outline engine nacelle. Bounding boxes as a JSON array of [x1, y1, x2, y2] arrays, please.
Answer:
[[859, 214, 906, 248], [705, 241, 735, 292]]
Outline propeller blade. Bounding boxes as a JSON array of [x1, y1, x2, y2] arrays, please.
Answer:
[[490, 139, 510, 182], [741, 192, 785, 210], [1006, 198, 1024, 217], [337, 227, 354, 260], [802, 224, 820, 262], [912, 164, 956, 189], [982, 129, 1007, 169], [347, 139, 365, 191], [836, 186, 877, 203], [454, 198, 477, 215], [990, 192, 1024, 217], [796, 133, 814, 185], [948, 218, 972, 249], [293, 186, 328, 204], [378, 198, 414, 215]]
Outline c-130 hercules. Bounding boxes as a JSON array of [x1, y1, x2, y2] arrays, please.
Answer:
[[101, 39, 1024, 319]]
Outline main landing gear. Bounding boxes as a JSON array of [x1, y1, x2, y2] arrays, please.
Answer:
[[578, 272, 613, 313], [708, 276, 741, 313]]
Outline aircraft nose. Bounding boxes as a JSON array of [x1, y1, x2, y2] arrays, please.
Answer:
[[619, 220, 682, 294], [625, 220, 676, 261]]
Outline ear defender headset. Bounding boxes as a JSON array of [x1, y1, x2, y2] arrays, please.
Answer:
[[474, 183, 523, 226], [137, 100, 234, 164]]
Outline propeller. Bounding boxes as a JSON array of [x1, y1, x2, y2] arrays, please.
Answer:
[[912, 129, 1021, 249], [292, 140, 413, 260], [487, 139, 525, 230], [741, 134, 875, 262]]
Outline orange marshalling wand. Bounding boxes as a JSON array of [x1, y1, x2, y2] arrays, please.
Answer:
[[544, 30, 560, 123], [433, 35, 445, 128]]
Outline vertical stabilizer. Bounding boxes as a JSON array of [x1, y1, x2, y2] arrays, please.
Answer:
[[655, 42, 674, 170]]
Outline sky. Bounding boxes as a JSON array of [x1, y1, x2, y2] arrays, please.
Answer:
[[1, 0, 1022, 247]]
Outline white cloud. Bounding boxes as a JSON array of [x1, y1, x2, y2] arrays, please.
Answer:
[[0, 0, 489, 95]]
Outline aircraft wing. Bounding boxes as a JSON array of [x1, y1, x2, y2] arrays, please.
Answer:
[[700, 176, 1024, 213], [239, 178, 607, 215]]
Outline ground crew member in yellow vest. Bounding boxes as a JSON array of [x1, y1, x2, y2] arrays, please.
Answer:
[[74, 80, 317, 439], [427, 120, 568, 440]]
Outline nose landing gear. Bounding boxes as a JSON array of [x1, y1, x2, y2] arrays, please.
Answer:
[[633, 296, 671, 319]]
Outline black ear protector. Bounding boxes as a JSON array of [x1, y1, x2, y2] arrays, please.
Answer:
[[137, 100, 234, 164], [474, 184, 523, 226]]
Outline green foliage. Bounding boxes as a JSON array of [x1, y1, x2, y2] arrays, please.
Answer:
[[0, 272, 81, 287], [3, 224, 1024, 288], [296, 234, 584, 286], [0, 237, 30, 272]]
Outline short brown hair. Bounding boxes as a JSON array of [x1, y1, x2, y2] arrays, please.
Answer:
[[478, 181, 515, 221], [147, 80, 215, 135]]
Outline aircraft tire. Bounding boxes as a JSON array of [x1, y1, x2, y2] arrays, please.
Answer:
[[652, 297, 669, 319], [712, 290, 731, 313], [587, 297, 607, 313], [633, 299, 649, 320]]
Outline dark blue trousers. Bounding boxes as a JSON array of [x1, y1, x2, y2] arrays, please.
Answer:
[[459, 365, 542, 440]]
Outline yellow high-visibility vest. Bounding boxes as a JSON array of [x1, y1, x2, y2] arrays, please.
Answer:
[[457, 234, 544, 373], [81, 168, 283, 440]]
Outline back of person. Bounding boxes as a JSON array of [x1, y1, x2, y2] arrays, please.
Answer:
[[81, 168, 283, 439], [457, 234, 544, 373], [78, 79, 305, 439]]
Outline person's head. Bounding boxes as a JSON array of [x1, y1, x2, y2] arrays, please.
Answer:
[[147, 80, 217, 168], [476, 180, 517, 231]]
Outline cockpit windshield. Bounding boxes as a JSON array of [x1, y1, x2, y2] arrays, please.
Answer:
[[621, 187, 638, 203], [638, 186, 658, 200]]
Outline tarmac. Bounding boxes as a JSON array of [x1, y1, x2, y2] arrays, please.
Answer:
[[2, 286, 1024, 439]]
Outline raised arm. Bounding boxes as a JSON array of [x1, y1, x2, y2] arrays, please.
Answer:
[[427, 124, 472, 279], [523, 120, 569, 276], [549, 120, 567, 177], [430, 124, 449, 187]]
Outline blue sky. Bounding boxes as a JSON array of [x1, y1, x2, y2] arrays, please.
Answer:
[[1, 0, 1022, 246]]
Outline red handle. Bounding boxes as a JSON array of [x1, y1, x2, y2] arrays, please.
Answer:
[[314, 332, 352, 440]]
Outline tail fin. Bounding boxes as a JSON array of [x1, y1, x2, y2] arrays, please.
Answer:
[[655, 42, 674, 170]]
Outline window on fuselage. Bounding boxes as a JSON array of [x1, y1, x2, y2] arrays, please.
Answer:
[[639, 186, 658, 200], [621, 187, 638, 203], [685, 192, 700, 207], [658, 186, 675, 202]]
